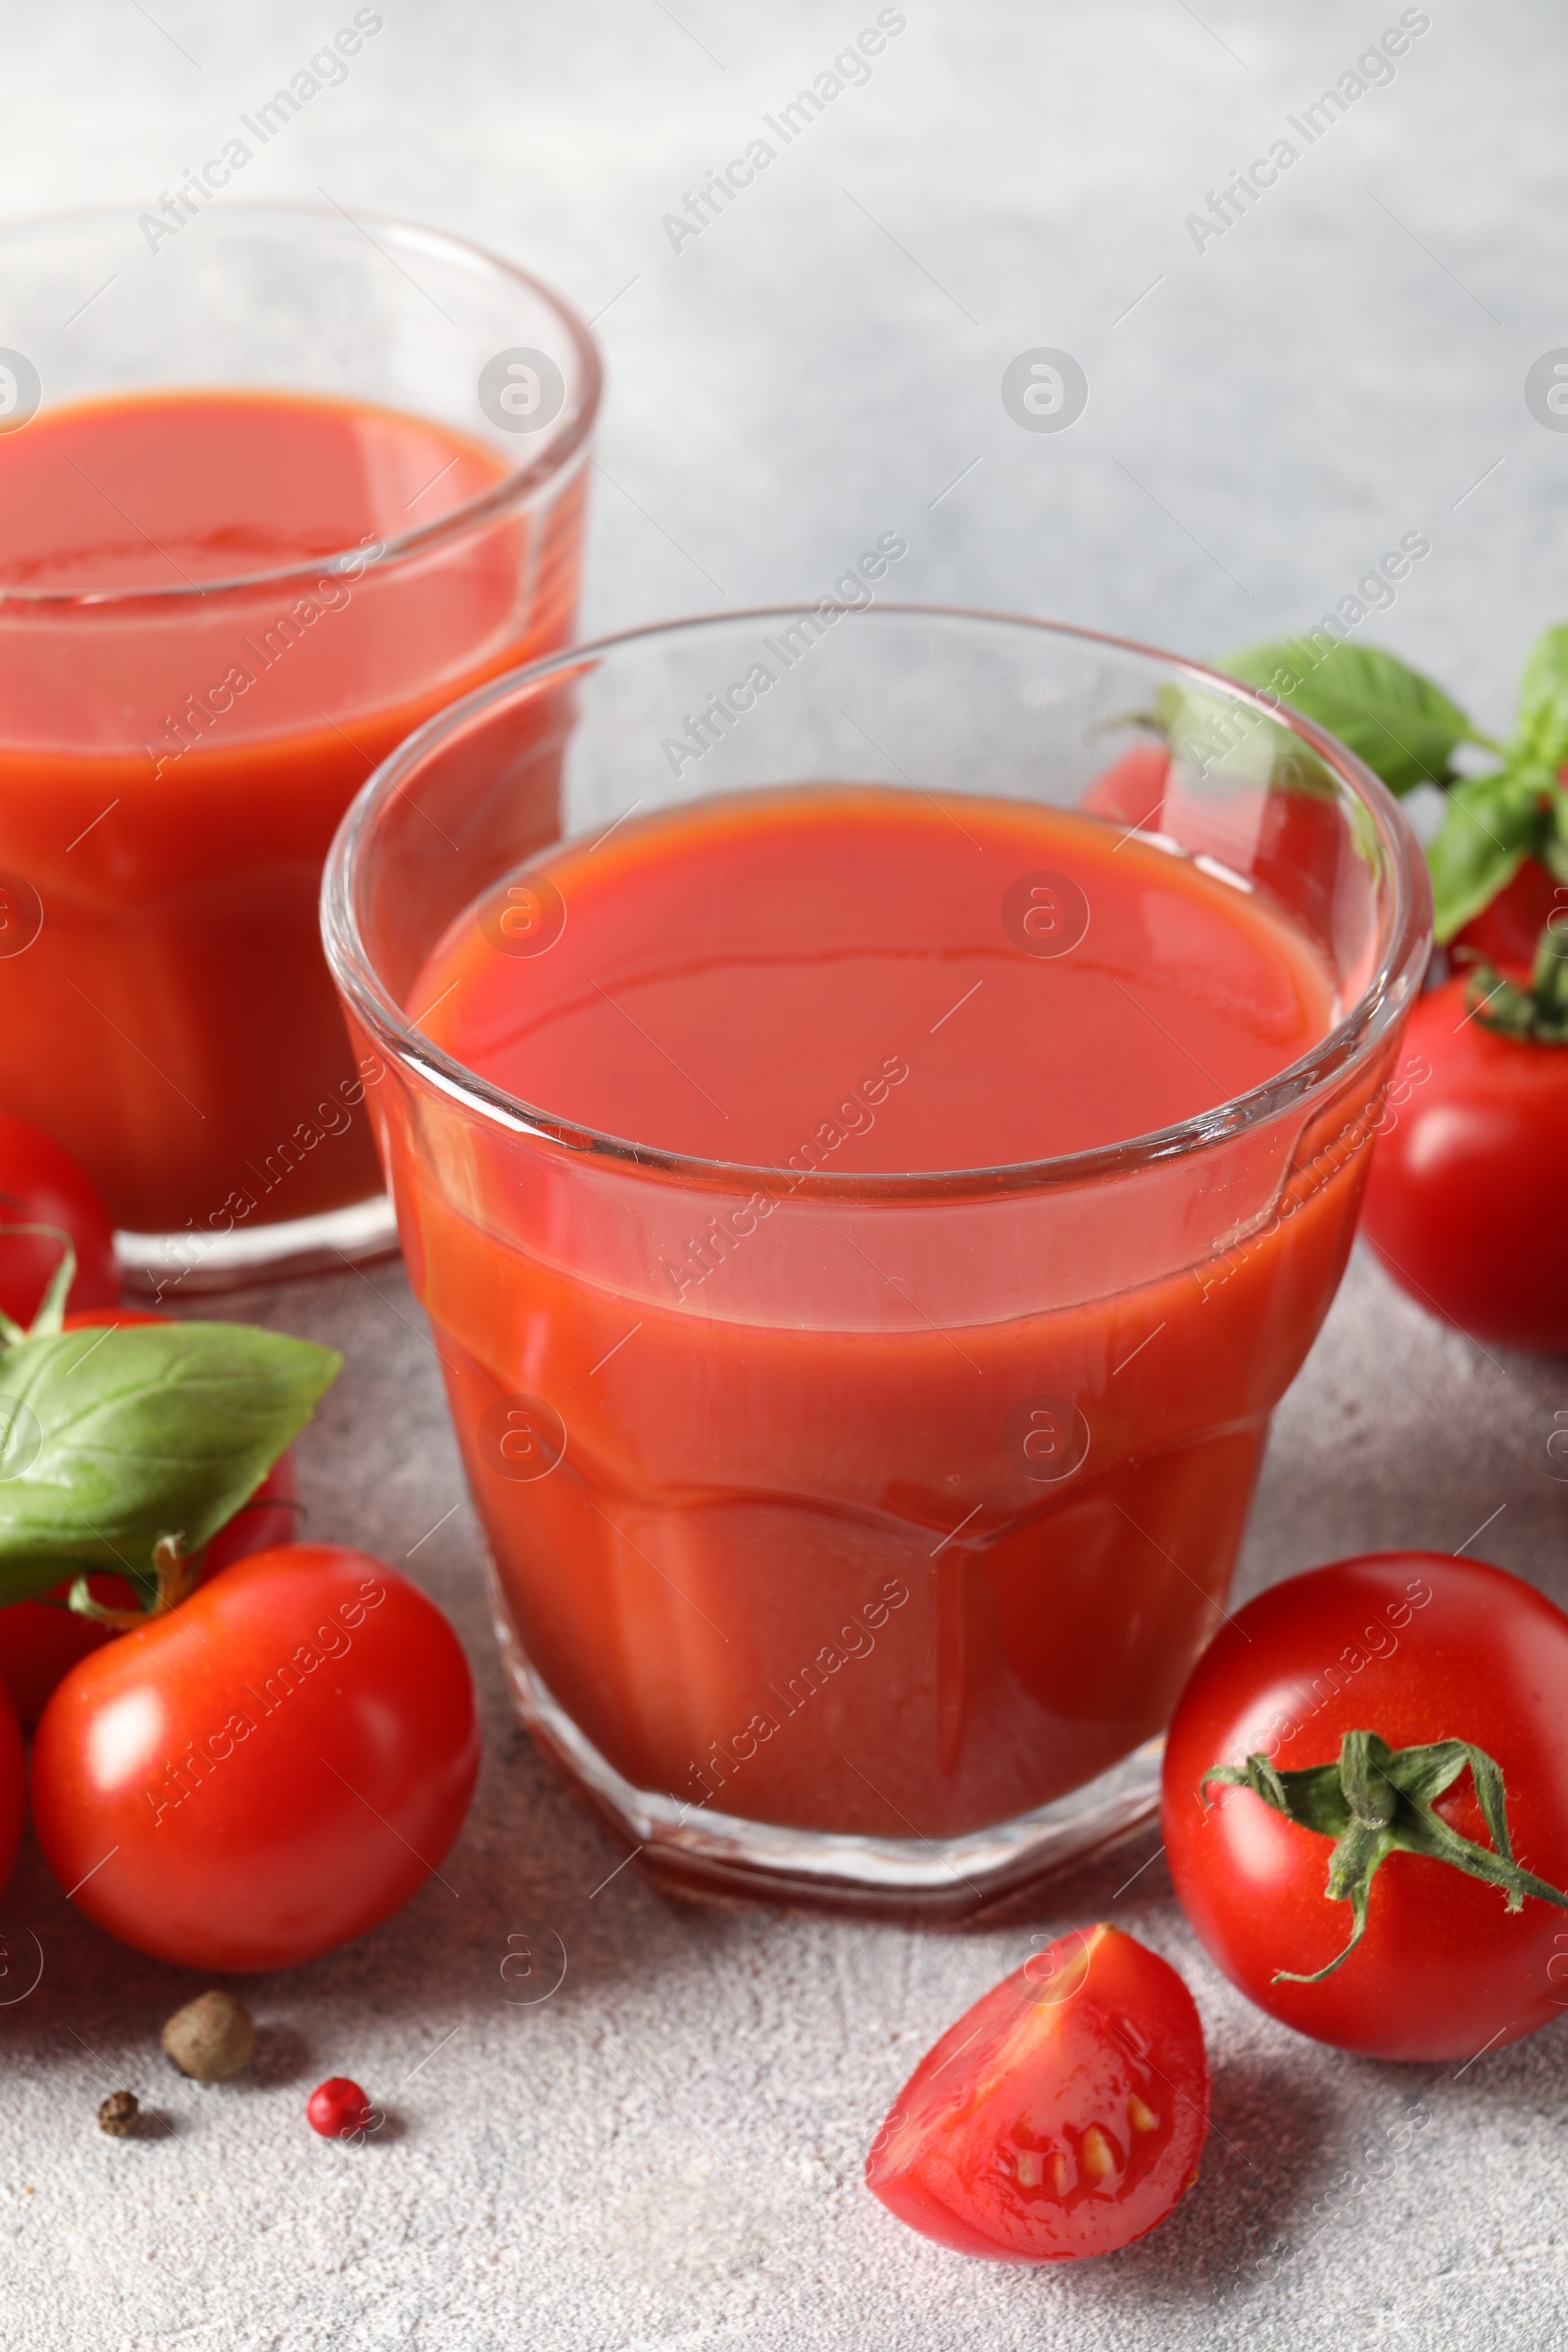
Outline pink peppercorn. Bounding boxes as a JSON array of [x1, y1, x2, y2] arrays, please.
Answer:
[[307, 2077, 373, 2138]]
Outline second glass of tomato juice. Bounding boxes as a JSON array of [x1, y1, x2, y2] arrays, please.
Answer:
[[323, 608, 1432, 1916], [0, 204, 599, 1289]]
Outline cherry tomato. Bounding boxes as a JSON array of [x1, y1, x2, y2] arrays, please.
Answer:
[[1163, 1552, 1568, 2062], [0, 1114, 119, 1329], [1081, 745, 1344, 940], [1452, 856, 1560, 978], [199, 1450, 299, 1574], [0, 1584, 136, 1731], [865, 1925, 1208, 2262], [0, 1676, 22, 1897], [30, 1544, 479, 1972], [0, 1310, 299, 1727], [1358, 972, 1568, 1350]]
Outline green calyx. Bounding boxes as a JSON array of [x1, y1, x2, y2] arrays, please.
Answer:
[[1201, 1729, 1568, 1984], [1459, 920, 1568, 1045], [0, 1223, 78, 1348]]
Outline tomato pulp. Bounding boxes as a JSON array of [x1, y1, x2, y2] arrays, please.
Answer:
[[398, 785, 1369, 1842], [865, 1924, 1209, 2260], [0, 390, 586, 1236]]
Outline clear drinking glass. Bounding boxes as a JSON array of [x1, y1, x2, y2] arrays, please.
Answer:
[[322, 607, 1431, 1918], [0, 203, 599, 1292]]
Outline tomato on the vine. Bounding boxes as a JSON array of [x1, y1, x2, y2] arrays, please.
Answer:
[[1358, 972, 1568, 1351], [0, 1309, 299, 1726], [0, 1114, 119, 1329], [865, 1925, 1208, 2262], [30, 1544, 479, 1972], [1163, 1552, 1568, 2062]]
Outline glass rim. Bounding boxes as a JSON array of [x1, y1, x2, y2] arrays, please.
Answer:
[[321, 602, 1434, 1202], [0, 199, 602, 612]]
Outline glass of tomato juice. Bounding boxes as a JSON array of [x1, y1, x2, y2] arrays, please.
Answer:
[[0, 204, 599, 1292], [322, 608, 1431, 1917]]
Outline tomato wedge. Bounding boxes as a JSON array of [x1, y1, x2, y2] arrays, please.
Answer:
[[865, 1924, 1208, 2262]]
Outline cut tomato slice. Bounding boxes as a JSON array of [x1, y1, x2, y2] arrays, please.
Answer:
[[866, 1923, 1208, 2262]]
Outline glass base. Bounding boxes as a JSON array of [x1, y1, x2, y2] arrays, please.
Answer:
[[116, 1192, 401, 1298], [487, 1560, 1163, 1923]]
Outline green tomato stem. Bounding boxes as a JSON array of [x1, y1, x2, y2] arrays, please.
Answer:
[[1464, 922, 1568, 1044], [68, 1533, 194, 1628], [1200, 1729, 1568, 1984]]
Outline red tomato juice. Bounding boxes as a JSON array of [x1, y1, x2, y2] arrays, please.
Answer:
[[0, 390, 585, 1236], [401, 786, 1365, 1840]]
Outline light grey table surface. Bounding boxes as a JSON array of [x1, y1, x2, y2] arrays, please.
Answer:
[[4, 4, 1568, 2347]]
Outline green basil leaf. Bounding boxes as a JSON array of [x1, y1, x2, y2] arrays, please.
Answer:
[[1543, 784, 1568, 884], [0, 1555, 114, 1611], [1153, 678, 1333, 797], [0, 1322, 340, 1606], [1220, 638, 1474, 797], [1514, 626, 1568, 772], [1426, 769, 1545, 941]]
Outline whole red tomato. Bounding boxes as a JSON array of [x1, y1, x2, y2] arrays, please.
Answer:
[[30, 1544, 479, 1972], [0, 1309, 299, 1726], [1163, 1552, 1568, 2062], [0, 1114, 119, 1328], [0, 1677, 22, 1897], [1358, 972, 1568, 1350], [865, 1925, 1208, 2262], [1081, 744, 1344, 941]]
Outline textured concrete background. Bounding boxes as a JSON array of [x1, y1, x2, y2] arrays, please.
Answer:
[[4, 3, 1568, 2346]]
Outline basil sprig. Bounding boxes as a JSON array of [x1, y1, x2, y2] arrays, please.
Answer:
[[1155, 637, 1478, 805], [1425, 768, 1556, 944], [0, 1319, 340, 1610], [1158, 627, 1568, 947], [1418, 626, 1568, 942], [1225, 637, 1479, 801]]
